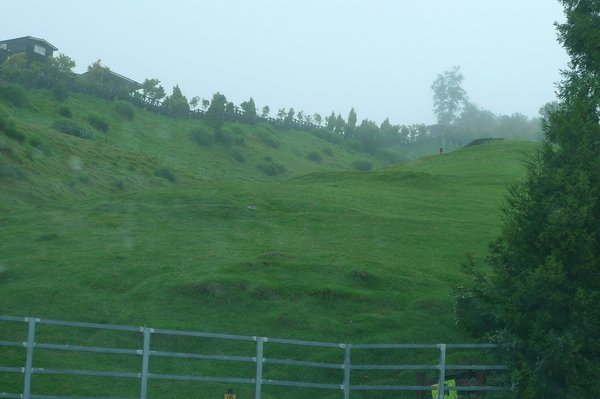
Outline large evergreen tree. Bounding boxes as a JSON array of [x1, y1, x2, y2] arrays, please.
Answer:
[[454, 2, 600, 397]]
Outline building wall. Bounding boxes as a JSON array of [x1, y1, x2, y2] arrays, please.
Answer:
[[0, 48, 9, 65], [0, 37, 55, 63]]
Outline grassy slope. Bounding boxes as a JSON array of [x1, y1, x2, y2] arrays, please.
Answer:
[[1, 89, 382, 202], [0, 90, 537, 397]]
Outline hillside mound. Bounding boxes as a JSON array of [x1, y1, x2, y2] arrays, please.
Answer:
[[463, 137, 505, 147]]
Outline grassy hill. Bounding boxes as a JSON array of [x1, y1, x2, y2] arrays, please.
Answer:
[[0, 88, 538, 397]]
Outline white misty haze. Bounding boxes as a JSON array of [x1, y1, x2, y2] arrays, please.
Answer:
[[3, 0, 568, 125]]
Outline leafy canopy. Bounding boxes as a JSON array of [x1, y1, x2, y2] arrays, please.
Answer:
[[431, 66, 467, 125]]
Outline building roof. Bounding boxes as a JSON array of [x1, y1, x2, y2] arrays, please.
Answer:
[[0, 36, 58, 51], [79, 70, 142, 90], [107, 70, 142, 89]]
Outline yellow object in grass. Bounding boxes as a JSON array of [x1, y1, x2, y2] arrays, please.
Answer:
[[431, 379, 458, 399]]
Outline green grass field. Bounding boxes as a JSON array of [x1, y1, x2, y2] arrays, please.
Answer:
[[0, 88, 537, 398]]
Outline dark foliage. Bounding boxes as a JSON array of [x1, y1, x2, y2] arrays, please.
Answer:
[[231, 149, 246, 163], [352, 160, 373, 172], [306, 150, 322, 162], [312, 128, 343, 144], [57, 106, 72, 118], [0, 113, 25, 143], [257, 157, 285, 176], [214, 129, 233, 147], [162, 85, 190, 118], [51, 119, 92, 139], [190, 126, 213, 146], [0, 83, 30, 108], [114, 101, 135, 120], [454, 2, 600, 397], [87, 114, 110, 132], [52, 82, 69, 101], [29, 137, 52, 155], [154, 166, 176, 183], [257, 130, 280, 148]]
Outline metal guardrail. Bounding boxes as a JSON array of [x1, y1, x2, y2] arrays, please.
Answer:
[[0, 315, 511, 398]]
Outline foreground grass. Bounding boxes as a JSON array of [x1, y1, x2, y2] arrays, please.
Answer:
[[1, 89, 536, 397]]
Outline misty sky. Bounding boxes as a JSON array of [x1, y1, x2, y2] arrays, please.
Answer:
[[3, 1, 568, 125]]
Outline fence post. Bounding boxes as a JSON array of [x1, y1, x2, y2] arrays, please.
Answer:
[[23, 317, 37, 399], [437, 344, 446, 399], [139, 327, 152, 399], [342, 344, 351, 399], [255, 337, 264, 399]]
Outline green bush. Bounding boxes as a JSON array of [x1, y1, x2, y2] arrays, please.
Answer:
[[154, 166, 176, 182], [378, 149, 401, 164], [307, 150, 322, 162], [257, 130, 280, 148], [234, 136, 246, 146], [29, 137, 52, 155], [352, 160, 373, 172], [322, 147, 334, 157], [0, 140, 12, 156], [113, 178, 125, 190], [57, 105, 72, 118], [257, 157, 285, 176], [0, 113, 25, 143], [51, 119, 92, 139], [312, 128, 343, 144], [87, 114, 109, 132], [67, 173, 91, 188], [228, 124, 245, 136], [52, 83, 69, 101], [231, 149, 246, 163], [0, 163, 22, 179], [0, 83, 30, 108], [114, 101, 135, 120], [190, 126, 213, 146], [214, 129, 233, 147]]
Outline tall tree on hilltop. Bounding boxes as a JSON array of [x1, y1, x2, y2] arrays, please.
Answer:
[[334, 113, 346, 135], [189, 96, 200, 111], [355, 118, 380, 153], [284, 108, 295, 128], [240, 97, 257, 123], [326, 111, 336, 131], [162, 85, 190, 117], [346, 108, 357, 138], [84, 59, 114, 95], [313, 113, 323, 127], [454, 2, 600, 397], [201, 98, 210, 111], [205, 92, 227, 132], [277, 108, 286, 122], [431, 66, 467, 125], [141, 78, 166, 106], [261, 105, 270, 119]]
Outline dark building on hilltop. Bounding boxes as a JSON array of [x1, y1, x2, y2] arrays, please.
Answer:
[[0, 35, 141, 99], [0, 36, 58, 64]]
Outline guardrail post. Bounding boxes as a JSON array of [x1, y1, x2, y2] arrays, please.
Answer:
[[254, 337, 264, 399], [437, 344, 446, 399], [342, 344, 351, 399], [140, 327, 152, 399], [23, 317, 37, 399]]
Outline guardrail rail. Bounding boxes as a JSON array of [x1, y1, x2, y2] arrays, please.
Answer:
[[0, 315, 511, 399]]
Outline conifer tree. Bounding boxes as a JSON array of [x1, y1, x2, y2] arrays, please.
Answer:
[[455, 2, 600, 397]]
